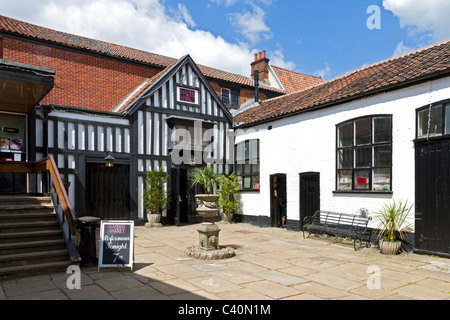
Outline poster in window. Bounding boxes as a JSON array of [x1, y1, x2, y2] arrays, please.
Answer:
[[1, 138, 10, 152], [10, 138, 22, 152]]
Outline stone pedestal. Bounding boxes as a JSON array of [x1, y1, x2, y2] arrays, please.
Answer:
[[197, 222, 220, 250]]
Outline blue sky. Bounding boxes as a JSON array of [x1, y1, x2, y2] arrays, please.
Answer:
[[1, 0, 450, 80]]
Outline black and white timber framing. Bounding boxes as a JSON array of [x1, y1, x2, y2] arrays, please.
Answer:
[[30, 55, 235, 224]]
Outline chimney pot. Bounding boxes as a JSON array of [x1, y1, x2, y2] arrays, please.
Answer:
[[258, 52, 262, 60], [262, 50, 266, 58], [254, 53, 258, 61]]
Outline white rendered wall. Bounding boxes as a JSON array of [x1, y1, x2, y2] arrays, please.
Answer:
[[235, 77, 450, 230]]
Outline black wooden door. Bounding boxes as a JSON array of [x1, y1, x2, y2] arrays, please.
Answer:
[[300, 173, 320, 230], [86, 164, 130, 220], [415, 140, 450, 256], [170, 168, 202, 225], [270, 174, 287, 228]]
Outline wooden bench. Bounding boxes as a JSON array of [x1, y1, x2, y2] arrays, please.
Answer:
[[303, 210, 373, 251]]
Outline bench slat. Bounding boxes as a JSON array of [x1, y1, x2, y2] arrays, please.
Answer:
[[303, 210, 372, 251]]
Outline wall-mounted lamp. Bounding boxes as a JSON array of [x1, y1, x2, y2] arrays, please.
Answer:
[[105, 152, 115, 168]]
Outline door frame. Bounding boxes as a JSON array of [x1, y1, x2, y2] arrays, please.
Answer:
[[83, 157, 131, 220], [299, 172, 320, 230], [270, 174, 287, 228], [414, 139, 450, 257]]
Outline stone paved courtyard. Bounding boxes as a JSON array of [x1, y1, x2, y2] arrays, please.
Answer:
[[1, 222, 449, 301]]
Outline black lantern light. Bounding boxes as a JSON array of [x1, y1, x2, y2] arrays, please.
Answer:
[[104, 152, 115, 168]]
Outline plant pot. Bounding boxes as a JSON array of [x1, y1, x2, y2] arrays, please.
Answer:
[[220, 212, 234, 224], [379, 240, 401, 255], [195, 194, 219, 222], [146, 213, 162, 228]]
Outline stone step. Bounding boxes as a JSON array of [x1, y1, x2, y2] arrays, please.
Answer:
[[0, 195, 52, 206], [0, 249, 70, 269], [0, 212, 58, 224], [0, 239, 66, 256], [0, 204, 55, 215], [0, 220, 61, 234], [0, 260, 73, 279], [0, 229, 63, 244]]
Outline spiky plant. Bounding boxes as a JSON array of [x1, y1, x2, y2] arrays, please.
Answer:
[[374, 200, 413, 242]]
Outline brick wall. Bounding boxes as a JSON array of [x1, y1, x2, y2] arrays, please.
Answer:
[[3, 37, 161, 112]]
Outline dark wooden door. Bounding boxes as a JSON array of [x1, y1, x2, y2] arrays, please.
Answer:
[[270, 174, 287, 228], [300, 173, 320, 230], [86, 163, 130, 220], [415, 140, 450, 256], [170, 168, 202, 225]]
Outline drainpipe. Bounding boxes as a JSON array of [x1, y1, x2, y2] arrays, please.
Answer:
[[254, 70, 260, 104]]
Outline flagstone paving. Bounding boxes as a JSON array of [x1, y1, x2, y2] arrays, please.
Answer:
[[0, 223, 449, 300]]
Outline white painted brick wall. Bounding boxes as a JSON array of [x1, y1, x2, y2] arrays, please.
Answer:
[[236, 77, 450, 230]]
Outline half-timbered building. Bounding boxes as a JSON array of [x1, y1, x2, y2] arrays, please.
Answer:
[[0, 15, 298, 226]]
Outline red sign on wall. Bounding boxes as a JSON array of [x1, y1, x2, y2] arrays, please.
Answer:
[[177, 87, 198, 105]]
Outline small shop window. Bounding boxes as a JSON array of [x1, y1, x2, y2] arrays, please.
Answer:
[[235, 139, 260, 191], [417, 102, 450, 139], [336, 115, 392, 192]]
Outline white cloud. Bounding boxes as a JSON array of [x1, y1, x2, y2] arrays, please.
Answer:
[[383, 0, 450, 41], [393, 41, 415, 56], [1, 0, 295, 77], [0, 0, 258, 76], [314, 62, 331, 80], [228, 5, 272, 45]]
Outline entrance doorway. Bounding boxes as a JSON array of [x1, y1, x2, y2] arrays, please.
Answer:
[[170, 168, 202, 225], [299, 173, 320, 230], [0, 112, 27, 194], [415, 140, 450, 256], [270, 174, 287, 228], [85, 163, 130, 220]]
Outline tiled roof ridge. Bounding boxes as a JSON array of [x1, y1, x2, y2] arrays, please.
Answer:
[[340, 38, 450, 79], [271, 65, 323, 80], [273, 38, 450, 101], [235, 38, 450, 126]]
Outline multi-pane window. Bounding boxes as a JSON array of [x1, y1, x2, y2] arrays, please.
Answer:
[[336, 116, 392, 192], [221, 88, 240, 109], [417, 102, 450, 139], [235, 139, 260, 191]]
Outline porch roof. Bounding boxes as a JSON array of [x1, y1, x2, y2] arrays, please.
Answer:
[[0, 59, 55, 113]]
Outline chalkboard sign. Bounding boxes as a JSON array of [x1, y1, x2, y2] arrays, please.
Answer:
[[98, 221, 134, 271]]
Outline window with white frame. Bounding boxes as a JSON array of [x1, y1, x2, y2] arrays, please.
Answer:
[[336, 115, 392, 192]]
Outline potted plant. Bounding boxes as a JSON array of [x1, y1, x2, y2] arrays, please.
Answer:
[[374, 200, 413, 255], [218, 173, 240, 223], [143, 166, 170, 228], [189, 165, 222, 222]]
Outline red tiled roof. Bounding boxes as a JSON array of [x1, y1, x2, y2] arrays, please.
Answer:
[[271, 66, 323, 92], [235, 39, 450, 127], [0, 14, 285, 94]]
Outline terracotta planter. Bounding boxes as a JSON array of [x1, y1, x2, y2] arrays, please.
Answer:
[[379, 240, 401, 255]]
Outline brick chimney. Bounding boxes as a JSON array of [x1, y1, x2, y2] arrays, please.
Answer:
[[251, 50, 270, 85]]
